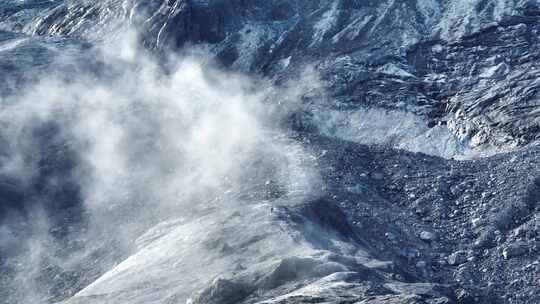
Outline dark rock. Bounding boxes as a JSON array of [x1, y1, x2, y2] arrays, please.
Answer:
[[190, 277, 253, 304]]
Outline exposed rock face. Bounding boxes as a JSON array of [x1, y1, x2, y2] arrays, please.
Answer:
[[0, 1, 540, 304]]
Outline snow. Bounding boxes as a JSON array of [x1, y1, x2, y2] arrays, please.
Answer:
[[0, 37, 28, 52], [431, 43, 443, 53], [371, 0, 394, 33], [424, 72, 447, 83], [279, 56, 291, 68], [377, 63, 416, 78], [66, 190, 384, 304], [436, 0, 517, 41], [74, 203, 313, 303], [332, 14, 373, 43], [310, 106, 506, 159], [416, 0, 441, 26], [479, 62, 509, 78], [232, 24, 274, 69], [255, 272, 358, 304], [311, 2, 339, 46], [436, 0, 474, 40], [62, 128, 325, 303]]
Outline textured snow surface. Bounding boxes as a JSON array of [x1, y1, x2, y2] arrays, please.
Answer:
[[436, 0, 518, 40], [69, 201, 336, 303], [310, 106, 504, 159], [311, 1, 339, 46]]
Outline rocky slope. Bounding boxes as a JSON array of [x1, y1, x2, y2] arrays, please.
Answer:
[[0, 1, 539, 304], [4, 0, 540, 157]]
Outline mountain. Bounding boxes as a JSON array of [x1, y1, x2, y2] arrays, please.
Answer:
[[0, 1, 539, 304]]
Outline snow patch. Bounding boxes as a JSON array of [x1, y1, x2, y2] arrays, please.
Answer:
[[424, 72, 447, 83], [311, 2, 339, 45], [233, 24, 274, 69], [479, 62, 509, 79], [256, 272, 357, 304], [416, 0, 442, 26], [279, 56, 291, 69], [377, 63, 416, 78], [371, 0, 397, 35], [437, 0, 517, 41], [310, 106, 502, 159], [332, 14, 373, 43], [0, 37, 28, 53], [431, 43, 443, 53]]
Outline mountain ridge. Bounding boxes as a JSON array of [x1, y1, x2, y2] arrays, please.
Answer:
[[0, 1, 539, 303]]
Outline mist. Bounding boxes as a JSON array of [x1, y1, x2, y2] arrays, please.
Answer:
[[0, 30, 321, 303]]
